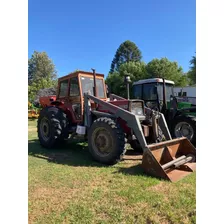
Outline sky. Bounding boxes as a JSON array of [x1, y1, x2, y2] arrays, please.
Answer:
[[28, 0, 196, 78]]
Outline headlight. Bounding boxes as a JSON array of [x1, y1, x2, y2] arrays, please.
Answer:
[[130, 102, 144, 116]]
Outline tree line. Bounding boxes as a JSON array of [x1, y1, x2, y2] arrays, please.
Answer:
[[106, 40, 196, 97], [28, 41, 196, 101]]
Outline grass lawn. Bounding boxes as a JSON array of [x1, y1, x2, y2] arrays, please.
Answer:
[[28, 119, 196, 224]]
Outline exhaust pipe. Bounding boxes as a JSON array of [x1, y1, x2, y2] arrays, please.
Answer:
[[91, 68, 97, 97]]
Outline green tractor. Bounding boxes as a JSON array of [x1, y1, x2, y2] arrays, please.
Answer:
[[132, 78, 196, 145]]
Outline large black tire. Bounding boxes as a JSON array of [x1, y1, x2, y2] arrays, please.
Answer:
[[171, 116, 196, 145], [88, 117, 126, 165], [37, 106, 68, 148]]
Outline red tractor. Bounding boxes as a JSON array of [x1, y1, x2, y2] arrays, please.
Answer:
[[37, 69, 196, 182]]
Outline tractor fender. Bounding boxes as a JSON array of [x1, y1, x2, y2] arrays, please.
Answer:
[[174, 114, 196, 121], [179, 107, 196, 113], [45, 101, 77, 124]]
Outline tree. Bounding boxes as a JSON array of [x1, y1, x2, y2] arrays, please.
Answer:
[[188, 55, 196, 85], [106, 72, 125, 97], [28, 51, 57, 85], [109, 40, 142, 73], [146, 57, 189, 87], [106, 61, 147, 96], [28, 51, 57, 101], [119, 61, 148, 81]]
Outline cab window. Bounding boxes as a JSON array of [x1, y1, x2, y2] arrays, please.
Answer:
[[70, 77, 80, 96], [133, 85, 142, 99], [143, 83, 158, 101], [80, 76, 105, 98], [59, 80, 68, 97]]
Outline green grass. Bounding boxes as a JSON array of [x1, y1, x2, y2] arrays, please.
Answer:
[[28, 120, 196, 224]]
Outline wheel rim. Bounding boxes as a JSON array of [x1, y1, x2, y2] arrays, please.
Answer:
[[174, 121, 194, 140], [40, 117, 51, 141], [91, 127, 113, 157]]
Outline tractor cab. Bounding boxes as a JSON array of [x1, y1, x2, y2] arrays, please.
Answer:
[[39, 71, 107, 124], [57, 71, 107, 100], [132, 78, 195, 114], [132, 78, 176, 112]]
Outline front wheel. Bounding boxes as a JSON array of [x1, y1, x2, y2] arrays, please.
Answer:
[[88, 117, 126, 165], [172, 116, 196, 145]]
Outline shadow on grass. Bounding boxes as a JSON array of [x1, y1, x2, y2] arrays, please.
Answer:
[[28, 139, 104, 167], [114, 164, 145, 176], [28, 139, 147, 176]]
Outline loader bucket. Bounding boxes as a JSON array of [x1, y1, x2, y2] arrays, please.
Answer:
[[142, 137, 196, 182]]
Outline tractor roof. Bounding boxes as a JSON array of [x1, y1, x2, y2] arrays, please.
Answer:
[[58, 70, 105, 81], [133, 78, 175, 86]]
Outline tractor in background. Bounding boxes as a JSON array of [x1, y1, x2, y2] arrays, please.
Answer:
[[132, 78, 196, 146]]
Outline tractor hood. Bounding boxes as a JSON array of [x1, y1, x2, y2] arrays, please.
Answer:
[[98, 99, 145, 116]]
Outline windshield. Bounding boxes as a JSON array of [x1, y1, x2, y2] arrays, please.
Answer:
[[80, 76, 105, 98], [142, 83, 158, 101], [133, 83, 158, 101]]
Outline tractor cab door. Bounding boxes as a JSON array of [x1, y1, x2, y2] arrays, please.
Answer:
[[57, 77, 82, 122], [58, 79, 69, 102], [68, 76, 82, 121]]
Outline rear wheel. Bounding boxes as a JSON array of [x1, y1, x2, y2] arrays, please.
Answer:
[[88, 117, 126, 165], [172, 116, 196, 145], [37, 107, 68, 148]]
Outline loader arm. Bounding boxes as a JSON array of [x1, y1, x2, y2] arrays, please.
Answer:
[[109, 94, 126, 101]]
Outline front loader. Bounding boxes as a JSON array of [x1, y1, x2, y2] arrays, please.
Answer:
[[37, 69, 196, 182]]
